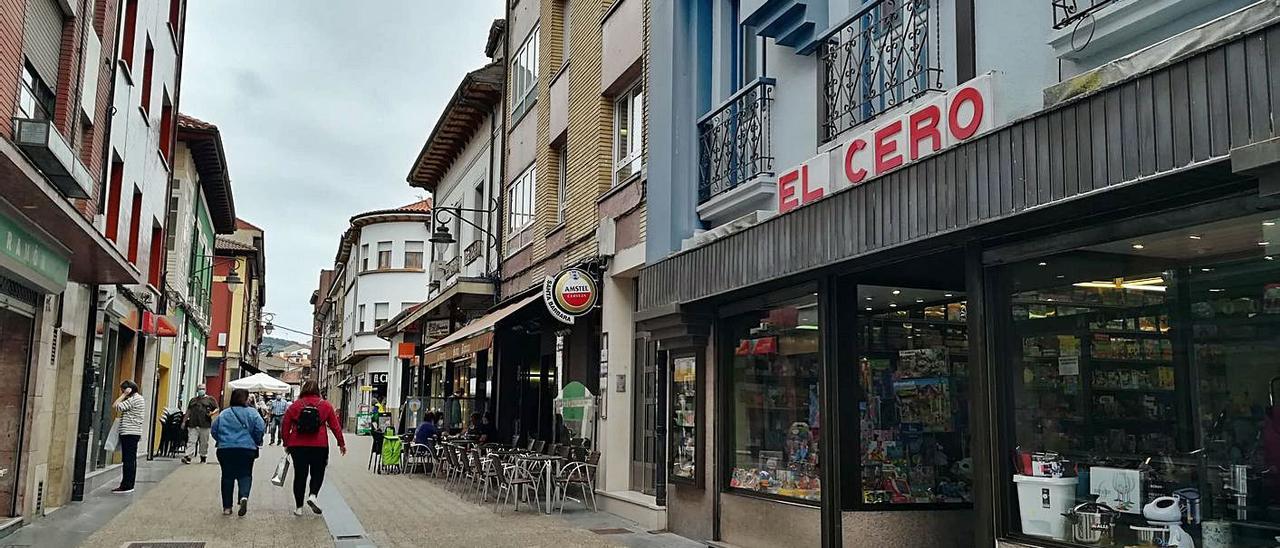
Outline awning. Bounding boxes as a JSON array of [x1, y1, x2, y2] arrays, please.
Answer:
[[421, 293, 540, 365], [381, 277, 496, 337]]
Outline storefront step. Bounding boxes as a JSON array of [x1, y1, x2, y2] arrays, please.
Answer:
[[596, 490, 667, 531]]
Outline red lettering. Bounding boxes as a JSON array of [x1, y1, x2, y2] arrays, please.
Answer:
[[874, 121, 904, 174], [778, 168, 800, 213], [908, 104, 942, 160], [844, 138, 868, 185], [948, 86, 985, 141], [800, 165, 823, 203]]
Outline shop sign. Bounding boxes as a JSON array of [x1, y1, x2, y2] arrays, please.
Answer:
[[397, 342, 416, 359], [424, 319, 451, 340], [543, 267, 598, 324], [778, 72, 1001, 214], [371, 372, 388, 384], [0, 213, 69, 292]]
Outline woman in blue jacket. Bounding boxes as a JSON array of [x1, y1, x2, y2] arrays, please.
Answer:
[[211, 388, 266, 516]]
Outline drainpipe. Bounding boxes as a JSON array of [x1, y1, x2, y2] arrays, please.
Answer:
[[71, 285, 99, 501]]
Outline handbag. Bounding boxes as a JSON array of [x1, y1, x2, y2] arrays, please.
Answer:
[[270, 455, 290, 487], [103, 419, 120, 452]]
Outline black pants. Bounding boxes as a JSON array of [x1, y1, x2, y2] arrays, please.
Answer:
[[119, 434, 141, 489], [217, 448, 258, 509], [289, 446, 328, 508]]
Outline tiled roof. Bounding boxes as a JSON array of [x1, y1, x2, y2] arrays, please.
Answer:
[[177, 113, 217, 131], [236, 218, 263, 231], [214, 236, 254, 252], [398, 198, 433, 212]]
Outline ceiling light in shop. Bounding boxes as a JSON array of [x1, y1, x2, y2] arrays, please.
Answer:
[[1201, 268, 1213, 272], [889, 303, 898, 308], [1132, 243, 1145, 250], [892, 290, 901, 295], [1188, 235, 1202, 240], [916, 299, 924, 303], [1265, 221, 1276, 226], [1209, 288, 1225, 293], [865, 307, 873, 311], [1038, 262, 1047, 266], [1046, 298, 1055, 302], [865, 297, 873, 301], [1056, 275, 1066, 279], [1268, 256, 1275, 261], [944, 293, 953, 297], [1260, 242, 1271, 246], [1074, 277, 1167, 292]]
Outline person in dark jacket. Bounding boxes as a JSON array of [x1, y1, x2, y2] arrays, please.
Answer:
[[282, 380, 346, 516], [211, 388, 265, 516], [413, 411, 439, 446], [183, 384, 219, 464]]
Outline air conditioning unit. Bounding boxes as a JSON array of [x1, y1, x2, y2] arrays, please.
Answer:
[[12, 118, 92, 199]]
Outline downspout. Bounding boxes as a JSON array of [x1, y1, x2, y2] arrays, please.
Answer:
[[495, 10, 511, 301], [71, 284, 99, 501]]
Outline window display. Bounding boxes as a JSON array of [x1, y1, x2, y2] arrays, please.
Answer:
[[1001, 212, 1280, 547], [671, 355, 700, 482], [726, 294, 822, 502], [857, 285, 972, 505]]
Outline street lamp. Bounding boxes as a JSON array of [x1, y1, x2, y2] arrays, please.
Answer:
[[427, 201, 499, 249]]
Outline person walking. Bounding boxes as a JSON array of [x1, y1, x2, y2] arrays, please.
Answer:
[[281, 380, 346, 516], [269, 395, 289, 445], [112, 380, 145, 494], [182, 385, 219, 464], [211, 388, 265, 516]]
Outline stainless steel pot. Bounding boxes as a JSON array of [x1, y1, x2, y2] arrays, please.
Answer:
[[1064, 502, 1117, 545]]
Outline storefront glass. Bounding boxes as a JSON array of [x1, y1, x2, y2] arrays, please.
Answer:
[[857, 285, 972, 505], [726, 294, 822, 502], [1001, 211, 1280, 546]]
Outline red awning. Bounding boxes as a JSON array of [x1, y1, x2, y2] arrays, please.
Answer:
[[142, 311, 179, 337]]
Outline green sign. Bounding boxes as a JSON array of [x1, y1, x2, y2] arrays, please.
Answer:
[[0, 213, 68, 291]]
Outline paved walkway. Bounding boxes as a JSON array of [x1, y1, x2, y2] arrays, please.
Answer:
[[4, 435, 702, 548]]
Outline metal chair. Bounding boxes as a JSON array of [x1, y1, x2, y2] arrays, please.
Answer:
[[554, 451, 600, 513], [495, 455, 538, 512]]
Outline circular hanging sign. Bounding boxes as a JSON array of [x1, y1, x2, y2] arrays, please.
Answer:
[[543, 268, 598, 324]]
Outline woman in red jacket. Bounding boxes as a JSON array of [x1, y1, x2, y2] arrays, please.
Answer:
[[281, 380, 347, 516]]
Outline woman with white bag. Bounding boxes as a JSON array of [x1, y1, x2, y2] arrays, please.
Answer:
[[111, 380, 145, 494]]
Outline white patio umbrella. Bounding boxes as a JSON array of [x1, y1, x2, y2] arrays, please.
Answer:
[[227, 372, 290, 393]]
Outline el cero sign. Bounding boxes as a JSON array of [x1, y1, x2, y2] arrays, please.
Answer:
[[778, 72, 1001, 214]]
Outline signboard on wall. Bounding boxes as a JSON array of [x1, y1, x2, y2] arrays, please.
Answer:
[[543, 268, 599, 324], [777, 72, 1002, 214]]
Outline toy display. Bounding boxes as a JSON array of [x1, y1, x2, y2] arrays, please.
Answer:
[[671, 357, 698, 480]]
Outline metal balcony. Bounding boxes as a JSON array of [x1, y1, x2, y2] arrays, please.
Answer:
[[819, 0, 944, 143], [1052, 0, 1121, 30], [697, 78, 775, 204]]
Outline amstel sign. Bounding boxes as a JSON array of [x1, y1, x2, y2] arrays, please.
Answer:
[[543, 268, 598, 324]]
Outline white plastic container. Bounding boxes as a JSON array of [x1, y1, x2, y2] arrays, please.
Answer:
[[1013, 474, 1079, 541]]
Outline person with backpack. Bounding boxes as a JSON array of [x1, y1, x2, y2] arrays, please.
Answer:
[[281, 379, 346, 516], [210, 388, 265, 516]]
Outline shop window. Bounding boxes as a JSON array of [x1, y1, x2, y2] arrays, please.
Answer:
[[999, 211, 1280, 546], [671, 352, 700, 484], [726, 293, 822, 502], [856, 285, 972, 506]]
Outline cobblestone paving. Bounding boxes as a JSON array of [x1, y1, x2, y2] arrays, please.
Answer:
[[58, 436, 700, 548]]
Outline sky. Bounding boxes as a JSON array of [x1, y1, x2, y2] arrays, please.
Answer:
[[181, 2, 504, 342]]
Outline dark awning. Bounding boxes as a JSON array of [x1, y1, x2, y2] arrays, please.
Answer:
[[421, 293, 539, 365]]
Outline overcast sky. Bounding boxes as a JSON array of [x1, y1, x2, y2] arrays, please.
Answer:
[[181, 2, 504, 342]]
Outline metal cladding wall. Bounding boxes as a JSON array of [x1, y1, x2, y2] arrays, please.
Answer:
[[638, 22, 1280, 312]]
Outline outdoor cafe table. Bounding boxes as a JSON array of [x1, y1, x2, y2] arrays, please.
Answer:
[[516, 454, 564, 514]]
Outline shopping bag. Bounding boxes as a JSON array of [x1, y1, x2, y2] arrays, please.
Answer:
[[270, 455, 290, 487], [103, 419, 120, 452]]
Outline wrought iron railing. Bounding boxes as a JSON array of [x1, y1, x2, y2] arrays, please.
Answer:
[[697, 78, 775, 204], [819, 0, 943, 143], [1052, 0, 1120, 30]]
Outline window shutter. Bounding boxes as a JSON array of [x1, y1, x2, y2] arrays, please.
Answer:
[[22, 0, 65, 90]]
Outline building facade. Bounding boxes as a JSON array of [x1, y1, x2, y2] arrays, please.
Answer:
[[642, 0, 1279, 547], [329, 201, 432, 428], [205, 220, 263, 404]]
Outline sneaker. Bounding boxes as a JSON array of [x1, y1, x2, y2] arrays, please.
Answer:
[[200, 456, 207, 464], [181, 456, 191, 464], [222, 508, 232, 516], [306, 494, 322, 514], [237, 497, 248, 517], [111, 487, 134, 494], [293, 507, 304, 516]]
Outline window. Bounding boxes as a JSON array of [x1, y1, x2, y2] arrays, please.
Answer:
[[999, 210, 1280, 545], [404, 241, 424, 269], [127, 188, 142, 263], [168, 0, 181, 33], [377, 241, 392, 269], [856, 285, 971, 506], [556, 146, 567, 223], [401, 302, 416, 312], [148, 223, 163, 287], [17, 63, 55, 120], [360, 244, 369, 271], [613, 84, 643, 184], [511, 27, 540, 119], [374, 303, 389, 328], [726, 293, 821, 502], [105, 155, 124, 238], [121, 0, 138, 69], [473, 182, 485, 235], [140, 37, 154, 114], [507, 165, 536, 234], [358, 304, 366, 332], [165, 189, 180, 251], [159, 92, 174, 162]]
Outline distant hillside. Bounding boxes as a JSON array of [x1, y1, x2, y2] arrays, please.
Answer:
[[261, 336, 307, 354]]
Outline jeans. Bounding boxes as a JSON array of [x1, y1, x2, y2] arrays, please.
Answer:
[[269, 415, 283, 444], [217, 448, 258, 509], [119, 434, 141, 489], [289, 446, 328, 508], [185, 427, 210, 458]]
